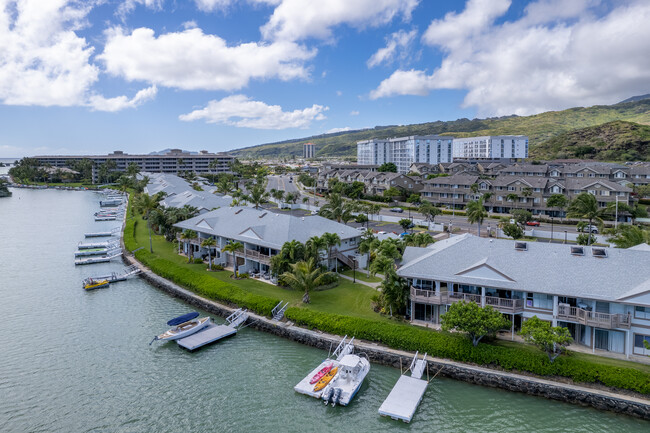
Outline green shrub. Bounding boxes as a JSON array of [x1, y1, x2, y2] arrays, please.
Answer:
[[213, 264, 224, 270], [193, 258, 204, 264]]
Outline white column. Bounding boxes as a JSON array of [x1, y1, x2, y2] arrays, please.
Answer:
[[626, 329, 631, 359], [481, 287, 486, 307], [552, 296, 558, 327], [435, 281, 441, 296]]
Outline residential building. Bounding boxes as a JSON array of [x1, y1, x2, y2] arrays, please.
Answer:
[[357, 135, 454, 173], [399, 234, 650, 359], [143, 173, 232, 214], [174, 207, 364, 275], [33, 149, 234, 183], [303, 142, 316, 159], [452, 136, 528, 160]]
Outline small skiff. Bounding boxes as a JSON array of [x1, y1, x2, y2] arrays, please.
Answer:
[[313, 367, 338, 392], [83, 278, 110, 290], [310, 363, 334, 384], [151, 312, 211, 344]]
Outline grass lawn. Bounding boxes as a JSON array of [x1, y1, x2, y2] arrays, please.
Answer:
[[341, 269, 382, 283], [132, 214, 388, 321]]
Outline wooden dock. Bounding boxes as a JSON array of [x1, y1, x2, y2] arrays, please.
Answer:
[[176, 323, 237, 351], [84, 230, 116, 238]]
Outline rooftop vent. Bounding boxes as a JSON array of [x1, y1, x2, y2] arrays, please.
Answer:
[[592, 247, 607, 258], [234, 209, 243, 215], [514, 241, 527, 251], [570, 246, 584, 256], [259, 212, 267, 218]]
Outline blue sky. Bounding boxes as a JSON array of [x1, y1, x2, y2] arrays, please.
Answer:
[[1, 0, 649, 157]]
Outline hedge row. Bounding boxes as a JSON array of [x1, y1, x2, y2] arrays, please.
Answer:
[[124, 216, 650, 394], [285, 308, 650, 394]]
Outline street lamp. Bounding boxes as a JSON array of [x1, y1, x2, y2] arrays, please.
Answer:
[[564, 230, 567, 244], [551, 216, 554, 243], [487, 224, 491, 238]]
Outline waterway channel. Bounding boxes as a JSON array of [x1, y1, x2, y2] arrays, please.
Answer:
[[0, 188, 647, 432]]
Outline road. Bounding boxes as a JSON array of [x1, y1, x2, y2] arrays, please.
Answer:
[[266, 174, 583, 235], [266, 175, 299, 194]]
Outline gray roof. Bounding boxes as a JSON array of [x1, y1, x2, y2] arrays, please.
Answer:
[[162, 190, 232, 212], [174, 207, 361, 250], [397, 234, 650, 304], [564, 178, 632, 192]]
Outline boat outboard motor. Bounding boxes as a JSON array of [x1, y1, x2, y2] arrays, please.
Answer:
[[322, 387, 333, 405], [331, 388, 342, 407]]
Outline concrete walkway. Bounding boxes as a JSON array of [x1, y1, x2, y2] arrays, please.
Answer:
[[338, 272, 381, 289]]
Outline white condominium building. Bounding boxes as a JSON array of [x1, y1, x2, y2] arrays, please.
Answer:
[[453, 135, 528, 160], [357, 135, 454, 173]]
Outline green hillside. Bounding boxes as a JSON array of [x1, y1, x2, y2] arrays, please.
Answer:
[[230, 98, 650, 160], [531, 120, 650, 161]]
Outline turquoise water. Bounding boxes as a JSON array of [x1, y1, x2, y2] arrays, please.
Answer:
[[0, 188, 647, 432]]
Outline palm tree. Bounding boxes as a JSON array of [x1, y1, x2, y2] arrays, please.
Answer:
[[180, 229, 198, 263], [281, 240, 305, 262], [567, 193, 603, 246], [358, 230, 379, 269], [466, 197, 488, 237], [319, 193, 351, 223], [305, 236, 326, 263], [607, 225, 650, 248], [133, 192, 164, 253], [418, 201, 442, 230], [116, 175, 131, 194], [405, 232, 434, 247], [216, 177, 234, 195], [271, 189, 285, 205], [320, 232, 341, 270], [201, 237, 217, 270], [126, 162, 140, 180], [245, 184, 270, 209], [222, 241, 244, 277], [280, 258, 335, 303], [380, 270, 409, 316], [369, 254, 395, 277]]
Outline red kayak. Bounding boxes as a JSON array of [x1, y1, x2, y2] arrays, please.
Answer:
[[310, 363, 334, 384]]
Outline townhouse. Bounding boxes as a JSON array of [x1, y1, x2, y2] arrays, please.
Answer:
[[174, 207, 364, 276], [398, 234, 650, 359]]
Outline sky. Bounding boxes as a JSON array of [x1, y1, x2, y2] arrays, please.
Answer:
[[1, 0, 650, 157]]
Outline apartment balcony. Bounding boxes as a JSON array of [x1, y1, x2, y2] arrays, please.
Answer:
[[237, 248, 272, 265], [410, 287, 523, 313], [557, 305, 631, 329]]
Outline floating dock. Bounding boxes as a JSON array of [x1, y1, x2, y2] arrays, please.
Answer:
[[75, 252, 122, 266], [294, 335, 354, 399], [78, 240, 117, 249], [85, 228, 119, 238], [176, 309, 248, 351], [88, 265, 141, 283], [378, 352, 429, 423], [74, 248, 109, 257], [95, 215, 117, 221]]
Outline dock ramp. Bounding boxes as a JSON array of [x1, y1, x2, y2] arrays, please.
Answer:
[[176, 309, 248, 351]]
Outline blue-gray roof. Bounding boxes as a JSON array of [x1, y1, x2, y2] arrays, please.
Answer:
[[397, 234, 650, 303], [174, 207, 361, 250]]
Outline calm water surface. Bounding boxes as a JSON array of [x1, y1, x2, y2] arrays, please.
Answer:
[[0, 188, 647, 432]]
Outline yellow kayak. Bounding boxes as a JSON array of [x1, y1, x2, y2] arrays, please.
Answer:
[[313, 367, 338, 392]]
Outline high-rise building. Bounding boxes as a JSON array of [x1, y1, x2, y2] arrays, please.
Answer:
[[452, 135, 528, 160], [303, 142, 315, 159], [357, 135, 454, 173]]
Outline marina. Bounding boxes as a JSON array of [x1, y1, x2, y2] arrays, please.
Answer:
[[1, 188, 648, 433], [84, 227, 120, 238], [77, 240, 118, 249], [74, 251, 122, 265], [378, 352, 430, 423]]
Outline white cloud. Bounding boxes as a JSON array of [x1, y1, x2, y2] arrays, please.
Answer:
[[336, 90, 343, 96], [261, 0, 419, 42], [367, 28, 417, 68], [117, 0, 164, 18], [0, 0, 98, 107], [372, 0, 650, 116], [193, 0, 280, 11], [179, 95, 328, 129], [99, 27, 315, 91], [369, 69, 435, 99], [350, 110, 359, 116], [326, 126, 351, 133], [89, 85, 158, 112]]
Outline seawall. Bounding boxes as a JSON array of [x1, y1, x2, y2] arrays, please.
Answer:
[[121, 252, 650, 420]]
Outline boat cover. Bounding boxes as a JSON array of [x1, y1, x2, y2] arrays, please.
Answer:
[[167, 312, 199, 326]]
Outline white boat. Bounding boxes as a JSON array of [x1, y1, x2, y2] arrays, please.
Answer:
[[151, 312, 211, 344], [321, 353, 370, 406]]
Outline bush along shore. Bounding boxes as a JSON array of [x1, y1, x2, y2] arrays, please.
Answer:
[[123, 213, 650, 401]]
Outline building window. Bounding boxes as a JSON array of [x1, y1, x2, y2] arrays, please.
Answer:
[[526, 293, 553, 309], [636, 306, 650, 320]]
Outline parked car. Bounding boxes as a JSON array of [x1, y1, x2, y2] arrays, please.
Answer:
[[390, 207, 404, 213], [525, 221, 540, 226], [310, 210, 318, 215], [357, 226, 367, 231], [584, 225, 599, 234]]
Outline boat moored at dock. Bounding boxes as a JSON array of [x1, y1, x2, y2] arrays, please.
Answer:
[[82, 278, 110, 290], [321, 353, 370, 407], [151, 312, 211, 343]]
